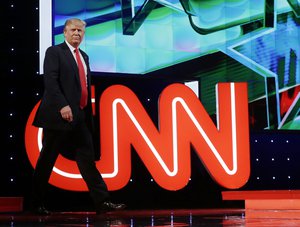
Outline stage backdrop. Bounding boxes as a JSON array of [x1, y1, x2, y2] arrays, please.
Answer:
[[40, 0, 300, 131], [2, 0, 300, 211]]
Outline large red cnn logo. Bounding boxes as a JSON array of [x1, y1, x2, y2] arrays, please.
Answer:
[[25, 82, 250, 191]]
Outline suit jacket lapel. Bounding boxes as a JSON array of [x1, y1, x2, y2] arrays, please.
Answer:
[[60, 42, 81, 86]]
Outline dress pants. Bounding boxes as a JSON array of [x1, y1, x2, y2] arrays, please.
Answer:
[[31, 110, 109, 208]]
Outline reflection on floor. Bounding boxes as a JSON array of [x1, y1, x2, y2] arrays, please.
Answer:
[[1, 209, 300, 226]]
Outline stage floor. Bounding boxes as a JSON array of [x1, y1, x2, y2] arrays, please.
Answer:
[[1, 209, 300, 226]]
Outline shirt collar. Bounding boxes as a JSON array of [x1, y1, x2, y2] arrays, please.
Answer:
[[65, 40, 77, 53]]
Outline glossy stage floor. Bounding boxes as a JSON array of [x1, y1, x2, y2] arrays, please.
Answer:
[[1, 209, 300, 226]]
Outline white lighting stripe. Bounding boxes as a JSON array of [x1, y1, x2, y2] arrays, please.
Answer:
[[131, 0, 135, 17], [37, 128, 82, 179], [36, 97, 98, 179], [278, 92, 300, 129], [37, 128, 43, 150], [39, 0, 52, 74], [108, 99, 176, 177], [37, 83, 238, 179], [172, 83, 237, 175], [108, 83, 238, 177], [231, 83, 238, 174], [52, 167, 82, 178]]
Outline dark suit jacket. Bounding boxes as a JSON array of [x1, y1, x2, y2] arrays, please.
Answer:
[[33, 42, 93, 131]]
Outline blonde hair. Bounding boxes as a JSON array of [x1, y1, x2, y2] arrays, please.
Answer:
[[64, 18, 86, 31]]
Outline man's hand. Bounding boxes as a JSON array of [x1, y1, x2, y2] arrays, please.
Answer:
[[60, 105, 73, 122]]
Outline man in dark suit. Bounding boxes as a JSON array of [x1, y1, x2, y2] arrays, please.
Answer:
[[31, 18, 125, 215]]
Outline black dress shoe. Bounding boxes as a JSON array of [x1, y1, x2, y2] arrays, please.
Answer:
[[96, 201, 126, 214], [31, 206, 51, 215]]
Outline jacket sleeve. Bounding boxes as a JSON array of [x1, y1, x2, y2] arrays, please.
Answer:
[[43, 46, 69, 110]]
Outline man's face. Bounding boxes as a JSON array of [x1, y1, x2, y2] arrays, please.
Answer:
[[64, 21, 85, 48]]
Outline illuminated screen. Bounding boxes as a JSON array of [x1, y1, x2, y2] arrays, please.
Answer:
[[39, 0, 300, 130]]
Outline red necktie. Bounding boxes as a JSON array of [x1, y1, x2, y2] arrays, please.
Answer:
[[75, 48, 88, 109]]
